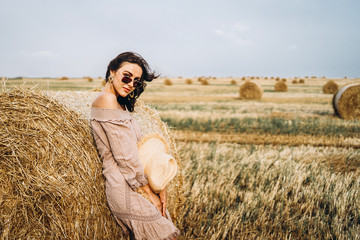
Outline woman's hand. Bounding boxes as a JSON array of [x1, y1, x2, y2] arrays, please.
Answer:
[[159, 187, 167, 217], [141, 184, 162, 214], [148, 191, 162, 214]]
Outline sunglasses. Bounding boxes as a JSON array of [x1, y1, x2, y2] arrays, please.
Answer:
[[121, 74, 142, 87]]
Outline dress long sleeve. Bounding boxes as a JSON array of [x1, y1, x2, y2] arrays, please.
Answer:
[[99, 120, 148, 190]]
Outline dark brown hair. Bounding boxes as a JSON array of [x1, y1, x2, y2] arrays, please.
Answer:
[[105, 52, 158, 112]]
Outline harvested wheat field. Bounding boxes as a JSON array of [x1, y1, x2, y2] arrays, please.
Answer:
[[1, 76, 360, 239]]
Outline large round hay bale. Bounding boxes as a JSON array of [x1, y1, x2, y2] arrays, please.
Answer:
[[274, 81, 288, 92], [0, 89, 120, 239], [332, 83, 360, 119], [0, 89, 184, 238], [323, 80, 339, 94], [239, 81, 263, 100]]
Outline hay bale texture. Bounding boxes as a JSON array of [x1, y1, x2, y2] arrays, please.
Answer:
[[323, 80, 339, 94], [0, 89, 184, 238], [0, 89, 118, 239], [239, 81, 263, 100], [274, 81, 288, 92], [332, 83, 360, 120]]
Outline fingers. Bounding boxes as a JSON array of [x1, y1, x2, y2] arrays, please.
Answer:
[[161, 198, 166, 216], [159, 188, 167, 216], [148, 192, 162, 214]]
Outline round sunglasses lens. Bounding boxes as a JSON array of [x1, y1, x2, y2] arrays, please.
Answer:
[[122, 76, 132, 84]]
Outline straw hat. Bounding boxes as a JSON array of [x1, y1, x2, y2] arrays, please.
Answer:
[[137, 134, 177, 194]]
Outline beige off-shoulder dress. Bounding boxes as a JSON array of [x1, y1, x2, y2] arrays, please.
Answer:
[[90, 107, 180, 240]]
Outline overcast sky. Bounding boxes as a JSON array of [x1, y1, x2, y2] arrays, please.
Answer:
[[1, 0, 359, 78]]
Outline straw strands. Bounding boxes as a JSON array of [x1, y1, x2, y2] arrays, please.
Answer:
[[323, 80, 339, 94], [333, 83, 360, 120], [0, 89, 122, 239], [239, 81, 263, 100]]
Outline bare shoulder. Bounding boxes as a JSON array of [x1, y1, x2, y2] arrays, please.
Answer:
[[92, 92, 119, 109]]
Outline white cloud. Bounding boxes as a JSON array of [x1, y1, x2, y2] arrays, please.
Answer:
[[20, 51, 61, 58], [287, 44, 297, 50], [232, 23, 249, 32], [214, 29, 225, 36], [213, 23, 254, 46]]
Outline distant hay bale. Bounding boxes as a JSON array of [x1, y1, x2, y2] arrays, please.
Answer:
[[239, 81, 263, 100], [274, 81, 288, 92], [281, 78, 287, 82], [200, 79, 209, 85], [241, 77, 246, 81], [164, 78, 173, 86], [0, 89, 184, 239], [59, 76, 69, 80], [101, 79, 106, 86], [332, 83, 360, 119], [230, 79, 237, 85], [185, 78, 193, 85], [323, 80, 339, 94], [275, 77, 280, 81], [292, 79, 298, 84], [299, 79, 305, 84]]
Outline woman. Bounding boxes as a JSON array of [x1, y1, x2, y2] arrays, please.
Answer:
[[90, 52, 180, 240]]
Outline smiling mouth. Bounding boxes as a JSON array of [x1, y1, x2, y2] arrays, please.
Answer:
[[123, 87, 130, 93]]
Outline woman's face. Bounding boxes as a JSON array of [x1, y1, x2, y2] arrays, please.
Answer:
[[110, 62, 142, 97]]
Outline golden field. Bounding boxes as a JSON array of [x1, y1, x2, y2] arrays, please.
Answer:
[[1, 76, 360, 239]]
